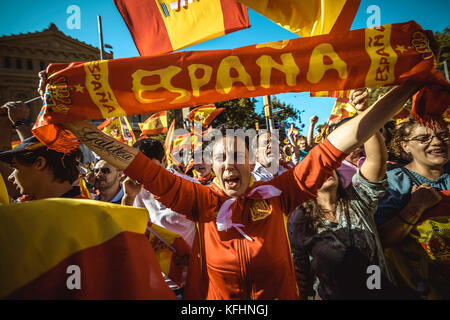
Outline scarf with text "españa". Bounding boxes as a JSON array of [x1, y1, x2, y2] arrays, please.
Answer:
[[33, 21, 449, 153]]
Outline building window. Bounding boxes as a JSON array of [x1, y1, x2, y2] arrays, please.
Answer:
[[16, 59, 22, 69], [4, 56, 11, 68], [39, 61, 45, 70], [27, 59, 33, 70]]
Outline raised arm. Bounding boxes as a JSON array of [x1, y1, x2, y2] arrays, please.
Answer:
[[327, 84, 421, 154], [63, 121, 139, 170], [349, 89, 388, 182], [306, 115, 318, 149]]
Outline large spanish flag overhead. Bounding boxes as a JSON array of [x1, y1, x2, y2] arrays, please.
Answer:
[[0, 198, 176, 299], [113, 0, 250, 56], [237, 0, 360, 37]]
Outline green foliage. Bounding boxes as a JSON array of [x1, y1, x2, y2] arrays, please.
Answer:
[[213, 98, 261, 129], [211, 96, 302, 143]]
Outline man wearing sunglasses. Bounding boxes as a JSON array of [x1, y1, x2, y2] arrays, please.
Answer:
[[91, 160, 124, 204]]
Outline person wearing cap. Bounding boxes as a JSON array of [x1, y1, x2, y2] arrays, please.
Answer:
[[0, 136, 87, 202]]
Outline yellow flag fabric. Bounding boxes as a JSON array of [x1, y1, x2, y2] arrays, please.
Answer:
[[114, 0, 250, 56], [188, 105, 224, 128], [0, 198, 150, 298], [98, 116, 137, 147], [146, 221, 191, 287], [237, 0, 360, 37], [0, 173, 9, 205], [139, 111, 168, 135], [328, 97, 357, 124]]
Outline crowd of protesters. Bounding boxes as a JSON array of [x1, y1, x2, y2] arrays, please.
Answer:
[[0, 37, 449, 300]]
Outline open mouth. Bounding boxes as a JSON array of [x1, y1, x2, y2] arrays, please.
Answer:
[[223, 176, 240, 189]]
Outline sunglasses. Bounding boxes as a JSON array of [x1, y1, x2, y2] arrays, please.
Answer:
[[93, 167, 113, 175]]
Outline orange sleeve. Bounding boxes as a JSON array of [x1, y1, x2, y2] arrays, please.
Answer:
[[270, 138, 348, 214], [124, 152, 218, 222]]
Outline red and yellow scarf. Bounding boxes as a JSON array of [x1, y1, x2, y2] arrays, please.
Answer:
[[33, 21, 449, 153]]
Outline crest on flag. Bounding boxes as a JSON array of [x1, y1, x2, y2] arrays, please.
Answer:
[[188, 104, 225, 128], [98, 116, 137, 147], [139, 111, 168, 136]]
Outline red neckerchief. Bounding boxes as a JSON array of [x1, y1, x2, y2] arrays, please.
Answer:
[[196, 171, 214, 185]]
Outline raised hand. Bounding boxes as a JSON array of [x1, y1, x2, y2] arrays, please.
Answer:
[[2, 101, 29, 124], [309, 115, 318, 125], [349, 88, 370, 113]]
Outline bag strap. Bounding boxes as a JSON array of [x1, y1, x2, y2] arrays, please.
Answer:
[[400, 167, 422, 187]]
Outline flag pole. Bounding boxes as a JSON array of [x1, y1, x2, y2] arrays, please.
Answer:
[[263, 95, 274, 132], [97, 15, 105, 60]]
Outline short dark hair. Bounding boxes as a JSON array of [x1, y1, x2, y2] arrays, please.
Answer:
[[14, 148, 79, 184], [133, 138, 165, 162]]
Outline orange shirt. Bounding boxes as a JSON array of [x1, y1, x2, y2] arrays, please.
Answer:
[[124, 138, 347, 299]]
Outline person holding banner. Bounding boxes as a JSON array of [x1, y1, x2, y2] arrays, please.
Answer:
[[54, 79, 423, 299]]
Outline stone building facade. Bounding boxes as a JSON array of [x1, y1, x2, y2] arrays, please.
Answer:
[[0, 23, 114, 128]]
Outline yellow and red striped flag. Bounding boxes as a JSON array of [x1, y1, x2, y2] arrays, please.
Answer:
[[98, 116, 136, 147], [139, 111, 168, 136], [145, 221, 191, 287], [0, 198, 176, 299], [11, 140, 21, 149], [114, 0, 250, 56], [310, 90, 351, 99], [237, 0, 360, 37], [328, 97, 357, 124], [188, 104, 225, 128]]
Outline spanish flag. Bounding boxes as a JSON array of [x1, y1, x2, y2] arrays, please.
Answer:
[[139, 111, 168, 136], [328, 97, 357, 124], [237, 0, 360, 37], [145, 221, 191, 287], [0, 198, 176, 299], [11, 140, 21, 149], [114, 0, 250, 56], [98, 116, 137, 147], [310, 90, 351, 99], [188, 105, 225, 128]]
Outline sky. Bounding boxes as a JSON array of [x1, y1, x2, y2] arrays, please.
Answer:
[[0, 0, 449, 135]]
